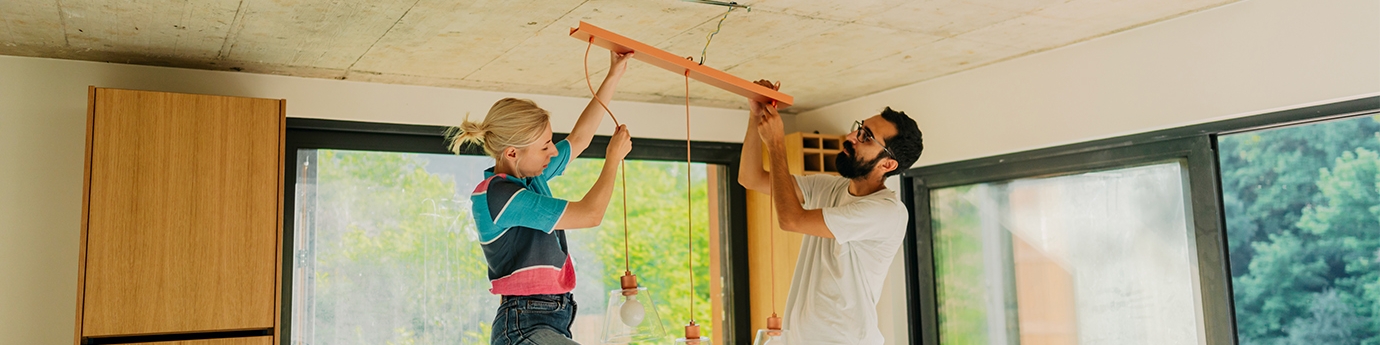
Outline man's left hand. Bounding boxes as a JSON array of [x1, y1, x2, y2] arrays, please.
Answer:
[[756, 102, 785, 144]]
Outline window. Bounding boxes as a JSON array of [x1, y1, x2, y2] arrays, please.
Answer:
[[281, 120, 747, 345], [903, 97, 1378, 345], [1218, 115, 1380, 344], [931, 162, 1202, 344]]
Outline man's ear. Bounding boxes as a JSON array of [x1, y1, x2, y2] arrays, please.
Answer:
[[880, 157, 900, 175]]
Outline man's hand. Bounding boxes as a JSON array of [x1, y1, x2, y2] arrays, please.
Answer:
[[756, 101, 785, 145], [747, 79, 781, 120], [758, 79, 781, 91]]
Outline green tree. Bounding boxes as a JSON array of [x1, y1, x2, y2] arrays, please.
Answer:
[[1218, 116, 1380, 275], [1224, 119, 1380, 345], [1285, 290, 1364, 345], [1294, 144, 1380, 344]]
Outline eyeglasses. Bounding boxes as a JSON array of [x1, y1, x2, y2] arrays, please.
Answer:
[[851, 120, 896, 158]]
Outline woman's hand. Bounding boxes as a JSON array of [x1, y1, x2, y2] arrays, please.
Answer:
[[610, 51, 635, 76], [606, 124, 632, 161]]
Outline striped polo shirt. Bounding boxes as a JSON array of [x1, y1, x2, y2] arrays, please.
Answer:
[[470, 139, 576, 296]]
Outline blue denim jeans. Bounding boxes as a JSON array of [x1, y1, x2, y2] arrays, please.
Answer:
[[491, 293, 580, 345]]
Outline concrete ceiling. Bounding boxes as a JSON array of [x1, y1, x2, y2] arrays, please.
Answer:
[[1, 0, 1234, 112]]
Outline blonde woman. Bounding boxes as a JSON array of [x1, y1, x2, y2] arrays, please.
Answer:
[[448, 52, 634, 345]]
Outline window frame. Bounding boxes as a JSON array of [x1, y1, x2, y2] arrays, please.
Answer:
[[900, 96, 1380, 345], [279, 118, 754, 345]]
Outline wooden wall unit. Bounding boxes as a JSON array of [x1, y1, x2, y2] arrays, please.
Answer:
[[75, 87, 285, 344], [747, 132, 843, 331]]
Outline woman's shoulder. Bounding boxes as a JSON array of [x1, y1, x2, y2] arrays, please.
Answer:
[[474, 174, 526, 196]]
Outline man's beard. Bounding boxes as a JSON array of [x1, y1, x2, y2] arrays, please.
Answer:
[[837, 141, 883, 179]]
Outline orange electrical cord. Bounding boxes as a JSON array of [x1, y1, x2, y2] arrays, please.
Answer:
[[583, 39, 632, 274], [769, 173, 777, 316], [684, 69, 696, 323]]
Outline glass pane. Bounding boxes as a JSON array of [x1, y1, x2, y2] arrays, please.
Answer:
[[932, 162, 1201, 345], [550, 158, 717, 344], [1218, 114, 1380, 345], [290, 150, 718, 345]]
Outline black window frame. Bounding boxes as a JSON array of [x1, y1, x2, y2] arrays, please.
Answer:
[[279, 118, 753, 345], [900, 96, 1380, 345]]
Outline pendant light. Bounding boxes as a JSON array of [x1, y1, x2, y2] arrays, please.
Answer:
[[752, 314, 792, 345], [569, 9, 787, 342], [752, 100, 794, 345], [673, 70, 713, 345], [602, 272, 667, 342], [583, 40, 668, 343]]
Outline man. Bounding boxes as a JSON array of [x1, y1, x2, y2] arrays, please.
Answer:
[[739, 81, 924, 345]]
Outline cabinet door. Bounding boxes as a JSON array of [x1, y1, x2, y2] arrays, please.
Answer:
[[82, 88, 282, 336], [747, 132, 807, 332]]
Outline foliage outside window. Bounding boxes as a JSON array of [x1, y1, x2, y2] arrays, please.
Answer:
[[1218, 115, 1380, 345], [289, 150, 716, 345]]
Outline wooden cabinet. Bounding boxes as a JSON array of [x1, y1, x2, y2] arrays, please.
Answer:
[[75, 87, 284, 344], [791, 132, 845, 176], [747, 132, 843, 331]]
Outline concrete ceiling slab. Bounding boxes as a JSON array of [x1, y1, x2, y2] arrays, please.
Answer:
[[0, 0, 1239, 113], [58, 0, 241, 59], [222, 0, 417, 69], [1, 0, 67, 49], [349, 0, 586, 78], [720, 23, 944, 109], [809, 36, 1028, 110], [465, 0, 731, 87]]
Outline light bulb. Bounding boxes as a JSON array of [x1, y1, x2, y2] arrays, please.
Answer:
[[619, 295, 646, 327]]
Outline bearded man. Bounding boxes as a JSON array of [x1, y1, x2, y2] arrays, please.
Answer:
[[738, 80, 924, 345]]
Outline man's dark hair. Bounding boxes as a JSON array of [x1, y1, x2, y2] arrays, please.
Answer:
[[878, 107, 923, 177]]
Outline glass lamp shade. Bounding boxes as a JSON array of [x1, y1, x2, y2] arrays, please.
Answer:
[[674, 336, 713, 345], [601, 286, 666, 343], [752, 329, 792, 345]]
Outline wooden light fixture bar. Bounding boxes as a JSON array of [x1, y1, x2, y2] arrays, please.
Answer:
[[570, 21, 794, 108]]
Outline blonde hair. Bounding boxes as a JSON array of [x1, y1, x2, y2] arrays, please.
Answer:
[[446, 98, 551, 158]]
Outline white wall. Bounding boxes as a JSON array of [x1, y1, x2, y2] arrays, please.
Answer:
[[816, 1, 1379, 344], [0, 55, 755, 344], [800, 0, 1380, 167]]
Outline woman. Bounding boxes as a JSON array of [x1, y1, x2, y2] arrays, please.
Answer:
[[447, 52, 634, 345]]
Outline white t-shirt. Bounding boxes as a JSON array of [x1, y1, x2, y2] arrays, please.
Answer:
[[782, 174, 908, 345]]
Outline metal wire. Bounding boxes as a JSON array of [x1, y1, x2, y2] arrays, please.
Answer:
[[698, 4, 747, 66]]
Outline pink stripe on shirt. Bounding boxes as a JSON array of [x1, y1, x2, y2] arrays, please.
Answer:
[[489, 255, 577, 296]]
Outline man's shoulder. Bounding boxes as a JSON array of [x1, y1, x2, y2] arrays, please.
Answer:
[[866, 187, 904, 205], [796, 173, 848, 191]]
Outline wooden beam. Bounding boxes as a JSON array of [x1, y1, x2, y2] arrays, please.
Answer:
[[570, 21, 794, 108]]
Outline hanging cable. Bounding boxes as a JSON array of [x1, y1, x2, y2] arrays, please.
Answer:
[[769, 172, 777, 315], [584, 39, 632, 274], [684, 69, 696, 323]]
